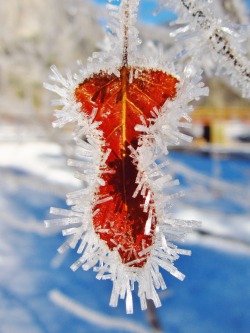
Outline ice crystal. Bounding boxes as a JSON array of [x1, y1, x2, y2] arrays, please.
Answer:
[[44, 0, 209, 313], [161, 0, 250, 98]]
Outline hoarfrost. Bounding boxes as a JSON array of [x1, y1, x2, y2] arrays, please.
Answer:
[[160, 0, 250, 98], [43, 0, 248, 313]]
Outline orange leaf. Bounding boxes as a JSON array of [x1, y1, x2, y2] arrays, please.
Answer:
[[75, 66, 178, 267]]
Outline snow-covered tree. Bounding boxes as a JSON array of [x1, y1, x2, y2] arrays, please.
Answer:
[[0, 0, 103, 130]]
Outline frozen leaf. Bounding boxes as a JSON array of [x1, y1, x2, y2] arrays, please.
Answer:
[[45, 0, 208, 313], [75, 66, 178, 266]]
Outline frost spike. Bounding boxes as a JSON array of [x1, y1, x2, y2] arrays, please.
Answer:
[[161, 0, 250, 97], [44, 0, 208, 314]]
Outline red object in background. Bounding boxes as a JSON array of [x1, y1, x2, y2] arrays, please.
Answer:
[[75, 66, 178, 267]]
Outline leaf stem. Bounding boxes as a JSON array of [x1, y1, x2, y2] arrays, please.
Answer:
[[122, 0, 130, 67]]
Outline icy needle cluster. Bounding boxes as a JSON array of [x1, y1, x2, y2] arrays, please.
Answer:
[[161, 0, 250, 98], [44, 0, 209, 313]]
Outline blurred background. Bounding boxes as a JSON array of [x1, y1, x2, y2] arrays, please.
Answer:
[[0, 0, 250, 332]]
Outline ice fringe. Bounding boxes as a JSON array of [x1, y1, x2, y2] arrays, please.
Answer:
[[44, 0, 208, 313]]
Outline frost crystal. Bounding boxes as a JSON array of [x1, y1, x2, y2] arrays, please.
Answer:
[[44, 0, 208, 313], [161, 0, 250, 98]]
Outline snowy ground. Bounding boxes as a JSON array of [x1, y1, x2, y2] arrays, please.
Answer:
[[0, 140, 250, 333]]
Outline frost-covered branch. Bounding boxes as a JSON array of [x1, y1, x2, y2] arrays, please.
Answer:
[[161, 0, 250, 98]]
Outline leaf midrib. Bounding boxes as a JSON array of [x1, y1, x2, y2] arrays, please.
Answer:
[[121, 66, 128, 212]]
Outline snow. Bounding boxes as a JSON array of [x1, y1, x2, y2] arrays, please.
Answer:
[[0, 141, 80, 186], [0, 139, 250, 332]]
